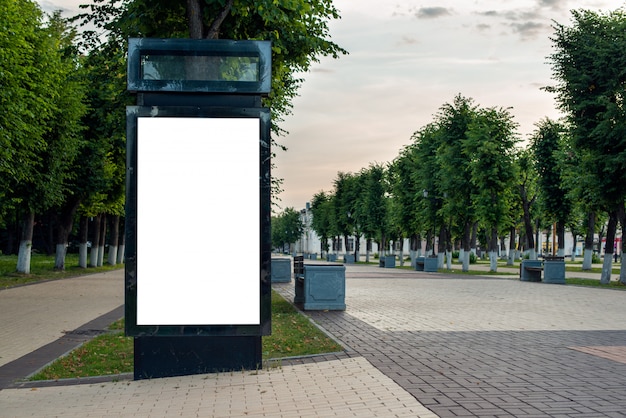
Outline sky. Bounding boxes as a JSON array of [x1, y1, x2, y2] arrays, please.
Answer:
[[38, 0, 626, 211]]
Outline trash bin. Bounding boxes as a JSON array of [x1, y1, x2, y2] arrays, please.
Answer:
[[543, 256, 565, 284], [271, 258, 291, 283], [302, 264, 346, 310], [343, 254, 355, 264], [424, 256, 438, 272]]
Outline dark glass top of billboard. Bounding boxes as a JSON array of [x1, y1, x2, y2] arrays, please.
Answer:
[[127, 38, 271, 95]]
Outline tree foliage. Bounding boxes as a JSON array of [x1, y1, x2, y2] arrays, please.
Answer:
[[271, 207, 303, 251]]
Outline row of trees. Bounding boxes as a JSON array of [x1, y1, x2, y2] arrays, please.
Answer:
[[307, 8, 626, 284], [271, 207, 304, 253], [1, 0, 345, 273], [1, 1, 125, 273]]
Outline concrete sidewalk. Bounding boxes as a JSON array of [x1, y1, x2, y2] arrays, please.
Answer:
[[1, 263, 626, 417]]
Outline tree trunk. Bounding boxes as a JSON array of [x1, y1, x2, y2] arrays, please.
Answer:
[[507, 226, 516, 265], [470, 221, 478, 256], [366, 238, 371, 263], [54, 198, 81, 270], [186, 0, 203, 38], [620, 254, 626, 285], [489, 228, 498, 272], [89, 215, 101, 268], [556, 221, 566, 257], [521, 185, 535, 254], [570, 232, 578, 262], [425, 230, 433, 255], [16, 212, 35, 274], [108, 215, 120, 265], [618, 205, 626, 285], [117, 217, 126, 264], [600, 210, 618, 284], [78, 216, 89, 268], [437, 225, 446, 268], [582, 212, 595, 270], [98, 214, 107, 267], [462, 222, 471, 272]]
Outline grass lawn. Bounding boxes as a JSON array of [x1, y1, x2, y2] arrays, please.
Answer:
[[0, 253, 121, 289], [29, 290, 342, 381]]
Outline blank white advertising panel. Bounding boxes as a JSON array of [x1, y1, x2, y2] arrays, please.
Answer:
[[136, 117, 260, 325]]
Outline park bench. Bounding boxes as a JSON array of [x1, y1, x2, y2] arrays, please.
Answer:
[[293, 257, 346, 310], [520, 256, 565, 283]]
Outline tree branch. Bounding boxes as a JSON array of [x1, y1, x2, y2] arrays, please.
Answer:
[[206, 0, 234, 39]]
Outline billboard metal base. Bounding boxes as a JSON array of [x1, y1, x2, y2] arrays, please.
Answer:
[[134, 336, 262, 380]]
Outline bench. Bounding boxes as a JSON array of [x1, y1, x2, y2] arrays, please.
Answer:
[[520, 259, 543, 282]]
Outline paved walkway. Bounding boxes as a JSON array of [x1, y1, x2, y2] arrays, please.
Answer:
[[1, 262, 626, 417]]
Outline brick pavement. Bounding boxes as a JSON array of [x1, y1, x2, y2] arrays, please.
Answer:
[[274, 265, 626, 417], [0, 270, 124, 368], [2, 263, 626, 417]]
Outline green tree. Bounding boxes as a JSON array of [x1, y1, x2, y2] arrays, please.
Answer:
[[77, 0, 346, 196], [547, 8, 626, 283], [435, 95, 479, 271], [409, 123, 442, 257], [0, 3, 86, 273], [271, 207, 303, 253], [388, 147, 424, 265], [513, 148, 539, 259], [309, 191, 333, 256], [530, 119, 573, 258], [360, 164, 388, 259], [465, 107, 519, 272]]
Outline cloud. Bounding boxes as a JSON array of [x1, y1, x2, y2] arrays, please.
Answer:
[[310, 68, 335, 74], [397, 35, 419, 46], [415, 7, 452, 19], [510, 21, 548, 39], [538, 0, 567, 10]]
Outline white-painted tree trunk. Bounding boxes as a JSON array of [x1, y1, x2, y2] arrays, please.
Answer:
[[600, 256, 612, 284], [117, 244, 125, 263], [528, 248, 537, 260], [89, 245, 99, 267], [619, 253, 626, 284], [107, 245, 118, 265], [462, 251, 470, 272], [570, 245, 576, 262], [582, 249, 593, 270], [16, 241, 32, 274], [446, 250, 452, 270], [557, 247, 565, 257], [437, 252, 445, 269], [507, 250, 514, 266], [79, 243, 88, 268], [55, 244, 67, 270], [489, 251, 498, 272], [97, 245, 105, 267]]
